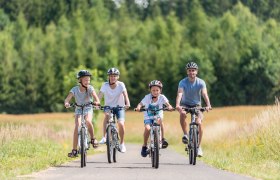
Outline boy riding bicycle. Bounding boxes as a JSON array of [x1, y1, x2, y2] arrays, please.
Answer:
[[135, 80, 173, 157], [64, 70, 100, 157], [98, 67, 130, 153]]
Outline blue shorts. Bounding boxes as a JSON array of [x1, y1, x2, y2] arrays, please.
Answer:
[[144, 116, 162, 125], [75, 107, 93, 115], [104, 107, 125, 121]]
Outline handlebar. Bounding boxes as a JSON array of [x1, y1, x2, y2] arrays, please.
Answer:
[[181, 107, 209, 113], [68, 102, 100, 108], [98, 105, 127, 111], [134, 107, 175, 112]]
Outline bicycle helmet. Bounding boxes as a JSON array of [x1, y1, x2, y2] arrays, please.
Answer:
[[149, 80, 163, 89], [185, 62, 198, 69], [107, 67, 120, 75], [77, 70, 92, 79]]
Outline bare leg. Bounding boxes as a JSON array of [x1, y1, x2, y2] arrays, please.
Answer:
[[160, 120, 165, 139], [85, 113, 94, 139], [143, 125, 151, 146], [102, 113, 110, 137], [198, 123, 203, 146], [180, 112, 188, 135], [118, 121, 125, 144], [73, 115, 81, 149]]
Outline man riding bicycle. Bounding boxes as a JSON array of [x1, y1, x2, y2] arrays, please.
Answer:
[[175, 61, 211, 157]]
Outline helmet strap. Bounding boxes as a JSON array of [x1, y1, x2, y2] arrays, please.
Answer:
[[108, 79, 116, 86], [79, 82, 88, 92]]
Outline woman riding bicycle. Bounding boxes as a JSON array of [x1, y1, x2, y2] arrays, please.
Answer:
[[64, 70, 100, 157], [175, 62, 211, 157], [135, 80, 173, 157]]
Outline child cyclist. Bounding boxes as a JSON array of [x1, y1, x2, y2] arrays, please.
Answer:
[[135, 80, 173, 157], [64, 70, 100, 157], [98, 67, 130, 153]]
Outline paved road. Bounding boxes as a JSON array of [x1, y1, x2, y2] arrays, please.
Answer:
[[21, 144, 255, 180]]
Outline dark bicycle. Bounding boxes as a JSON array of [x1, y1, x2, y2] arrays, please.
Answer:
[[182, 106, 206, 165], [99, 106, 125, 163], [136, 105, 173, 169], [69, 102, 97, 168]]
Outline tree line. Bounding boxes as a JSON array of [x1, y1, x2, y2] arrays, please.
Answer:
[[0, 0, 280, 113]]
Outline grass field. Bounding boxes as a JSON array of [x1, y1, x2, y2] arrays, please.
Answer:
[[0, 105, 279, 179]]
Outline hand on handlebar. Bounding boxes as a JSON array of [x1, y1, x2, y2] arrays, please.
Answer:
[[64, 102, 70, 108], [205, 105, 212, 112]]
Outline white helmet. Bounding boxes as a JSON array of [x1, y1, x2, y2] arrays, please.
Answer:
[[185, 62, 198, 69], [149, 80, 163, 89], [107, 67, 120, 75]]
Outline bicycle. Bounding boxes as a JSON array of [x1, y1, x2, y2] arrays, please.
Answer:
[[182, 106, 207, 165], [136, 105, 173, 169], [99, 105, 125, 163], [69, 102, 97, 168]]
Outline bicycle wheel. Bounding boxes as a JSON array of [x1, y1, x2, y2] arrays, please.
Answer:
[[192, 127, 198, 165], [106, 126, 113, 163], [189, 128, 194, 165], [113, 130, 118, 163], [153, 127, 159, 169], [80, 127, 86, 168]]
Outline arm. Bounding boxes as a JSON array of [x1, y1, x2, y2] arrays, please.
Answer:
[[202, 87, 212, 111], [98, 91, 104, 101], [175, 88, 183, 112], [92, 91, 100, 105], [122, 90, 131, 109], [135, 102, 144, 111], [64, 92, 74, 108], [164, 102, 174, 111]]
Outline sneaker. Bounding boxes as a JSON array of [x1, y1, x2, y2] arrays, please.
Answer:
[[119, 143, 126, 153], [197, 147, 203, 157], [182, 135, 189, 144], [141, 146, 148, 157], [99, 137, 106, 144], [162, 138, 168, 149]]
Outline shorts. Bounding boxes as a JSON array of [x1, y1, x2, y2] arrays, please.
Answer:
[[75, 107, 93, 115], [104, 107, 125, 122], [144, 116, 162, 125]]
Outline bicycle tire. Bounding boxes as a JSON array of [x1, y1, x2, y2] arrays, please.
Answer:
[[192, 127, 198, 165], [113, 147, 117, 162], [154, 127, 159, 168], [113, 129, 118, 162], [80, 127, 86, 168], [189, 128, 194, 165], [106, 126, 113, 163]]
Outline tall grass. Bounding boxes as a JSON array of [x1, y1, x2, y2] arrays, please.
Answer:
[[0, 114, 74, 179], [203, 105, 280, 180]]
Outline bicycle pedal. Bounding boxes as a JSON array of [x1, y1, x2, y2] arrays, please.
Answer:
[[185, 147, 188, 152]]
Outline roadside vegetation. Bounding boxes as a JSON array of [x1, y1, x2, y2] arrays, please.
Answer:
[[201, 104, 280, 180]]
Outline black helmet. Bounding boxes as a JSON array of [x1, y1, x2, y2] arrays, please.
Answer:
[[107, 67, 120, 75], [77, 70, 92, 79], [149, 80, 163, 89], [185, 62, 198, 69]]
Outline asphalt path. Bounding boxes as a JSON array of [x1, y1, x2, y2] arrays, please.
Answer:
[[21, 144, 255, 180]]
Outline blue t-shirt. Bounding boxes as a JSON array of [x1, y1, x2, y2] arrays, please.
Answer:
[[178, 77, 206, 106]]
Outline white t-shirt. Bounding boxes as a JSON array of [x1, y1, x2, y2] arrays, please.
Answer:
[[100, 81, 127, 106], [141, 94, 169, 120]]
